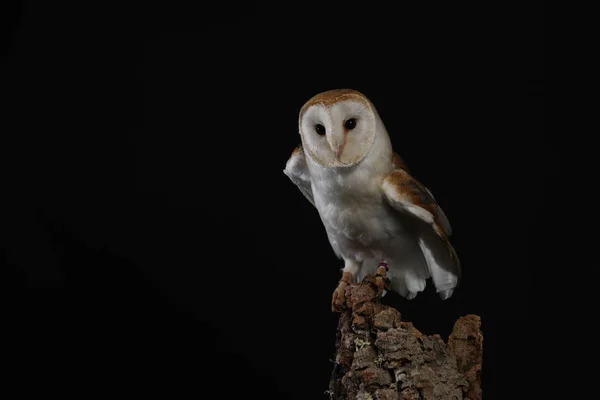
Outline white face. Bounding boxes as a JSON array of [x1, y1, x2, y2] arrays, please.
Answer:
[[300, 99, 376, 168]]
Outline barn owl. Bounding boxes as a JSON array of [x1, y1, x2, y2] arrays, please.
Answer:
[[283, 89, 461, 312]]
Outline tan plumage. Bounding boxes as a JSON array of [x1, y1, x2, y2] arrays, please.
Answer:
[[284, 89, 461, 308]]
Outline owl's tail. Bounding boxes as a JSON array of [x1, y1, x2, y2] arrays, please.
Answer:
[[416, 224, 461, 300], [359, 229, 460, 300], [387, 249, 431, 300]]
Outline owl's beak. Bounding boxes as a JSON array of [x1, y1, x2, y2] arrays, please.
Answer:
[[327, 129, 347, 160]]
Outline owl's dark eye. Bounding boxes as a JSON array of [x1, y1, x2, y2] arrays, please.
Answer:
[[315, 124, 326, 135], [344, 118, 357, 130]]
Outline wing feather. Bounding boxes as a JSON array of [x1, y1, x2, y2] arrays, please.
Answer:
[[391, 152, 411, 173], [283, 145, 315, 207], [381, 168, 461, 298], [382, 169, 452, 236], [390, 152, 456, 234]]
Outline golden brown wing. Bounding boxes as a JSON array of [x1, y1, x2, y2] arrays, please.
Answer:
[[381, 168, 460, 291], [391, 152, 411, 173]]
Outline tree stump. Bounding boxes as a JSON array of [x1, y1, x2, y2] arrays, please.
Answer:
[[327, 275, 483, 400]]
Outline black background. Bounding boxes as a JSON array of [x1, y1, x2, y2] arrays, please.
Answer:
[[4, 2, 544, 399]]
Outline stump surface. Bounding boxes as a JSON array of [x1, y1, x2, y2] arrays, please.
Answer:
[[328, 275, 483, 400]]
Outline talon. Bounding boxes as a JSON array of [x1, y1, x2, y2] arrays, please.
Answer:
[[332, 271, 354, 312], [375, 260, 390, 295], [331, 281, 348, 312]]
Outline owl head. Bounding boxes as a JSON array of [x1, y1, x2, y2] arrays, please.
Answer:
[[298, 89, 387, 168]]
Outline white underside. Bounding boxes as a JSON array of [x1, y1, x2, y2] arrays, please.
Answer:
[[315, 186, 433, 299]]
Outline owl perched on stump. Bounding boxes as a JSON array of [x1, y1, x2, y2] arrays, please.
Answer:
[[284, 89, 461, 311]]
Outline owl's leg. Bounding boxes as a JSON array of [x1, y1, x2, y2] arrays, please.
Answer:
[[375, 260, 391, 295], [331, 259, 362, 312]]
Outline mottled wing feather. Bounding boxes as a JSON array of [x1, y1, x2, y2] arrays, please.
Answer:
[[391, 152, 410, 173], [389, 154, 455, 233], [283, 145, 315, 207], [384, 164, 452, 235], [381, 168, 461, 298], [431, 223, 461, 274], [428, 191, 452, 236], [381, 169, 459, 267]]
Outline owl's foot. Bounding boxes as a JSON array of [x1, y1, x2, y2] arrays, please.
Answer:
[[375, 261, 391, 296], [331, 271, 353, 312]]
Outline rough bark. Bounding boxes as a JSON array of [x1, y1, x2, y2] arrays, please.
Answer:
[[327, 275, 483, 400]]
